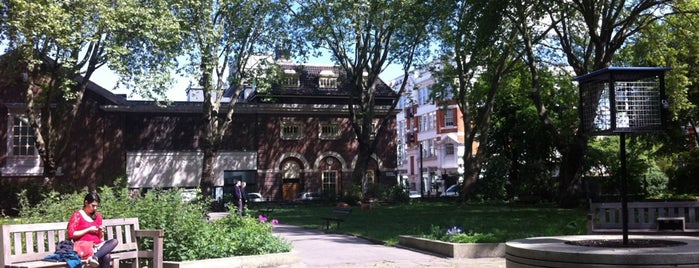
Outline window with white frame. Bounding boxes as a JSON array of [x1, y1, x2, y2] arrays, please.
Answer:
[[280, 121, 303, 140], [419, 112, 437, 132], [322, 171, 338, 195], [319, 122, 340, 140], [318, 77, 337, 89], [421, 139, 436, 158], [444, 109, 455, 127], [419, 115, 427, 132], [418, 88, 430, 105], [283, 69, 299, 87], [3, 109, 43, 176], [11, 115, 36, 156], [444, 143, 455, 156], [319, 69, 338, 90], [283, 75, 300, 87]]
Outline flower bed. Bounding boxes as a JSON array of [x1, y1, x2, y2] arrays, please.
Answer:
[[398, 235, 505, 258]]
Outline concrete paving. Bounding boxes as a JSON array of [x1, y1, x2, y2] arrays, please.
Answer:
[[272, 224, 505, 268]]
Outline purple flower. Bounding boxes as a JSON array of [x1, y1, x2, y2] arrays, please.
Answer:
[[446, 226, 462, 235], [258, 215, 268, 223], [271, 219, 279, 225]]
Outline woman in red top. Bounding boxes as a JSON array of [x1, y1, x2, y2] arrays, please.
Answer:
[[67, 193, 118, 268]]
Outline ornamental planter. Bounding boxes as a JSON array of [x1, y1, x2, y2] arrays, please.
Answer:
[[398, 235, 505, 258], [162, 251, 301, 268]]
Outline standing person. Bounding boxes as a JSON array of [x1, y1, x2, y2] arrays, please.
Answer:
[[233, 180, 243, 216], [67, 193, 119, 268]]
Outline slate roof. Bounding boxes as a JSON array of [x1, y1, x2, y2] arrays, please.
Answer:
[[241, 62, 396, 103]]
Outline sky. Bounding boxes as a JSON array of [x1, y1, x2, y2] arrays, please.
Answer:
[[93, 56, 406, 102]]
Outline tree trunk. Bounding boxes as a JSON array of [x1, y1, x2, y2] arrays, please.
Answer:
[[201, 148, 216, 198], [556, 136, 588, 208]]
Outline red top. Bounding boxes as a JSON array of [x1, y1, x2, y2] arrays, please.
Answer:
[[67, 210, 103, 244]]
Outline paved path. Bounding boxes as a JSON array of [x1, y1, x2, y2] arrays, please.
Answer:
[[272, 224, 505, 268]]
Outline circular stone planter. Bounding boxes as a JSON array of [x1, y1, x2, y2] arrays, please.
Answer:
[[506, 235, 699, 268]]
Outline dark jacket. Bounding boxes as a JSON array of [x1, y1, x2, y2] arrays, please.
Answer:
[[44, 240, 82, 268]]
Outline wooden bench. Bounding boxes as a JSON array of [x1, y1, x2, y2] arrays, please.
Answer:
[[320, 207, 352, 230], [1, 218, 164, 268], [588, 201, 699, 235], [256, 204, 275, 217], [206, 212, 231, 221]]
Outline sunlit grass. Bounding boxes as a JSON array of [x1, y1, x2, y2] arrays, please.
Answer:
[[256, 200, 587, 245]]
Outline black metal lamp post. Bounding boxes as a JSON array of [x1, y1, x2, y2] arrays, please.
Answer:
[[575, 67, 670, 244]]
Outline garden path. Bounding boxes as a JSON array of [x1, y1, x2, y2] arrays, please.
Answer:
[[272, 224, 505, 268]]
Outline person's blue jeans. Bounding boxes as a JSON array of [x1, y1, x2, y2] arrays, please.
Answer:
[[95, 239, 118, 268]]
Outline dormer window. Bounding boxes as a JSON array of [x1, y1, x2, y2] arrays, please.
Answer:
[[318, 70, 338, 90], [283, 69, 299, 87]]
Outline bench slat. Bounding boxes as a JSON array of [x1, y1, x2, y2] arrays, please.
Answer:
[[36, 232, 45, 254]]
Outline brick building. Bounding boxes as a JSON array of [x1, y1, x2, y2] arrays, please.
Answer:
[[1, 56, 398, 203]]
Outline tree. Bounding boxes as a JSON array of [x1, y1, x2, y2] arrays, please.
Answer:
[[522, 0, 673, 207], [429, 0, 524, 198], [164, 0, 287, 197], [291, 0, 434, 190], [1, 0, 177, 185], [617, 0, 699, 194], [484, 68, 576, 201]]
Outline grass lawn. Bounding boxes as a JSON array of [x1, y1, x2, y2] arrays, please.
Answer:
[[252, 200, 588, 245]]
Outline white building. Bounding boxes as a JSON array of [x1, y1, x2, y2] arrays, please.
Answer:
[[390, 68, 470, 196]]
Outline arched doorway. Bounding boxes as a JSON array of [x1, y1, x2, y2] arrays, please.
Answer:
[[281, 158, 303, 201]]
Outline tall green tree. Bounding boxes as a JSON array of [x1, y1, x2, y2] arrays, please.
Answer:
[[617, 0, 699, 193], [430, 0, 535, 198], [522, 0, 673, 207], [291, 0, 434, 190], [484, 68, 577, 201], [1, 0, 178, 186], [162, 0, 288, 197]]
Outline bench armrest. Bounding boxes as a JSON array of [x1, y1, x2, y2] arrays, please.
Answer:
[[135, 229, 164, 239], [134, 229, 164, 268]]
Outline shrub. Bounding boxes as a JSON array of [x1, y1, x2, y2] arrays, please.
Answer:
[[17, 180, 291, 261], [389, 185, 410, 203]]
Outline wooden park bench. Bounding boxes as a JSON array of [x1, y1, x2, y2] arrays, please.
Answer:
[[256, 203, 276, 217], [207, 212, 231, 221], [588, 201, 699, 235], [321, 207, 352, 230], [1, 218, 164, 268]]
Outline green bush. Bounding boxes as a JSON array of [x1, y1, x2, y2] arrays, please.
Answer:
[[17, 181, 291, 261], [390, 185, 410, 203]]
